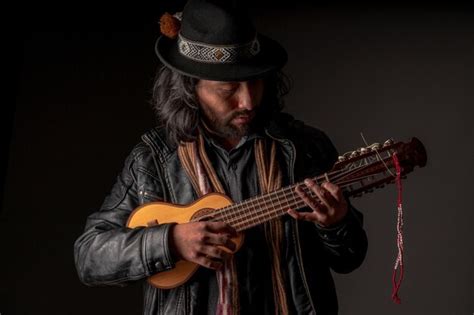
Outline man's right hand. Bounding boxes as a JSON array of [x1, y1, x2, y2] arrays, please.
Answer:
[[169, 222, 237, 270]]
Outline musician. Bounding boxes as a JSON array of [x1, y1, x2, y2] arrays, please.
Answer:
[[74, 1, 368, 314]]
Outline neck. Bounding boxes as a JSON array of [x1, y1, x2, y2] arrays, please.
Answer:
[[200, 120, 242, 151]]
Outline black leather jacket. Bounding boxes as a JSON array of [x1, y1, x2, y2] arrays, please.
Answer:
[[74, 113, 368, 315]]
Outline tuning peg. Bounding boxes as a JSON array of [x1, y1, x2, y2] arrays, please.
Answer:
[[338, 155, 346, 162], [369, 143, 381, 150], [350, 151, 359, 158], [383, 139, 394, 147], [360, 147, 369, 154]]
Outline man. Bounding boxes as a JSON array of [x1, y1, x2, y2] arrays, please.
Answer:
[[74, 0, 368, 314]]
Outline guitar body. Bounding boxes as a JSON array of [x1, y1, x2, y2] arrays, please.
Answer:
[[126, 192, 243, 289]]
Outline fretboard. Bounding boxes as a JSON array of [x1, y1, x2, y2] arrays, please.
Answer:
[[204, 172, 346, 232], [199, 147, 396, 231]]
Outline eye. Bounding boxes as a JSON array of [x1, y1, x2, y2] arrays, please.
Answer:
[[217, 86, 237, 96]]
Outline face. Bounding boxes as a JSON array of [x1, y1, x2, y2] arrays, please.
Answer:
[[195, 79, 264, 139]]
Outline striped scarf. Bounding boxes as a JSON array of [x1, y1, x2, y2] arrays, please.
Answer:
[[178, 132, 289, 315]]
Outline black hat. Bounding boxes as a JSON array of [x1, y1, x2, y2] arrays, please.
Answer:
[[155, 0, 288, 81]]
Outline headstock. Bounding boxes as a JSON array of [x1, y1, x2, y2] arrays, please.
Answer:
[[331, 138, 427, 198]]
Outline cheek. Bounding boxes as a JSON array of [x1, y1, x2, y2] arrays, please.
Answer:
[[199, 97, 233, 121], [196, 90, 222, 113]]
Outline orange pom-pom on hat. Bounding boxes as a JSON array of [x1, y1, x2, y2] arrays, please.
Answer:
[[159, 12, 181, 39]]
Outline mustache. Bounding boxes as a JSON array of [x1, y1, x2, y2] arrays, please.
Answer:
[[228, 110, 254, 120]]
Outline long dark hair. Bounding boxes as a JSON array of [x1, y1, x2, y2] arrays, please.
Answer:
[[151, 64, 291, 146]]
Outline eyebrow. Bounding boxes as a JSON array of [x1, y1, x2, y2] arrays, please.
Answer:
[[215, 81, 238, 86]]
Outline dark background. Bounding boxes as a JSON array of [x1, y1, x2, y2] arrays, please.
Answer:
[[2, 1, 473, 314]]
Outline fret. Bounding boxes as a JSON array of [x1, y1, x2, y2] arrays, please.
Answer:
[[231, 202, 240, 224], [274, 189, 286, 216], [260, 194, 272, 222], [282, 186, 292, 211], [221, 204, 231, 224], [231, 195, 257, 230], [242, 202, 278, 229], [228, 203, 241, 226], [239, 196, 261, 230], [235, 193, 275, 230], [283, 185, 297, 210], [258, 193, 275, 222], [243, 199, 253, 226], [267, 192, 277, 221], [290, 186, 300, 207], [236, 199, 254, 230], [269, 192, 283, 219], [255, 195, 267, 223]]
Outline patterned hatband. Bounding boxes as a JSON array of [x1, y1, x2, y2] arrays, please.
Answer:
[[177, 34, 261, 64]]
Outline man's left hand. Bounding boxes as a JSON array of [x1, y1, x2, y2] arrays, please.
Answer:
[[287, 179, 348, 227]]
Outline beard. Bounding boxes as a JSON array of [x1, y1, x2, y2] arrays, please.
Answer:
[[201, 107, 258, 139]]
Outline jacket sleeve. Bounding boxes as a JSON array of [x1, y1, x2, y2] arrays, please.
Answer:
[[73, 145, 175, 287], [313, 202, 368, 274], [291, 119, 368, 274]]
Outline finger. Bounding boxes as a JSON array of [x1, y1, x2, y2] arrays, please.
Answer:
[[204, 221, 237, 236], [302, 179, 324, 206], [200, 245, 232, 260], [287, 208, 299, 220], [321, 182, 343, 202], [295, 184, 324, 211], [307, 180, 337, 210], [287, 208, 327, 223], [196, 256, 223, 270], [204, 233, 237, 252]]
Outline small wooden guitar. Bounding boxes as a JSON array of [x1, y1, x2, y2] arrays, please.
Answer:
[[127, 137, 427, 289]]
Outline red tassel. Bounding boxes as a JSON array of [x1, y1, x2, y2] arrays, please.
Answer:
[[391, 153, 404, 304]]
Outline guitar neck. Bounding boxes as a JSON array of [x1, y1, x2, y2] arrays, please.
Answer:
[[196, 137, 425, 232], [206, 174, 358, 232], [208, 146, 402, 232]]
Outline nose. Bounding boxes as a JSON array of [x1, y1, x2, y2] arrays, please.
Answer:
[[236, 81, 261, 111]]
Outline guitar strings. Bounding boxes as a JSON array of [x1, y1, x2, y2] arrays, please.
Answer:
[[360, 132, 396, 178], [201, 155, 392, 227], [204, 173, 367, 230], [193, 149, 396, 229]]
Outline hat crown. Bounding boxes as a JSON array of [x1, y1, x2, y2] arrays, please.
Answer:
[[180, 0, 256, 45], [155, 0, 287, 81]]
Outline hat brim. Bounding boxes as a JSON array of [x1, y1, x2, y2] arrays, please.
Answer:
[[155, 34, 288, 81]]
